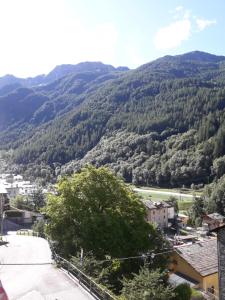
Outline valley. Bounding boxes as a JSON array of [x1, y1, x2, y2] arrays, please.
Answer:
[[1, 51, 225, 299], [1, 51, 225, 189]]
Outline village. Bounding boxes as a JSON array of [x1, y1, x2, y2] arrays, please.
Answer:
[[0, 172, 223, 299], [0, 173, 44, 230]]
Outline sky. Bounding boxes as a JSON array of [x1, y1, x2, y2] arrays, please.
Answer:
[[0, 0, 224, 77]]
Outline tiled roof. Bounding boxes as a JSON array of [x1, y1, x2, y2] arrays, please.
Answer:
[[175, 239, 218, 276], [207, 213, 224, 221], [143, 200, 172, 210]]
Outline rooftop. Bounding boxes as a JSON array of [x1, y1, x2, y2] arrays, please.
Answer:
[[175, 239, 218, 276], [0, 185, 7, 194], [206, 213, 224, 221], [143, 200, 173, 210]]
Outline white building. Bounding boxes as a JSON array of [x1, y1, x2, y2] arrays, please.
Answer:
[[0, 174, 37, 199], [0, 185, 10, 213]]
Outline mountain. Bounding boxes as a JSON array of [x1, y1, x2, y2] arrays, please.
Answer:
[[1, 51, 225, 187], [0, 61, 128, 90], [44, 62, 128, 83]]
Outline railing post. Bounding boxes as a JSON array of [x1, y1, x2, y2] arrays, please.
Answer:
[[67, 261, 69, 274], [78, 270, 81, 284], [89, 281, 92, 294]]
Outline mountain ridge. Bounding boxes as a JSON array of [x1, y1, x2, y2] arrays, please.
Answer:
[[0, 61, 129, 90], [1, 50, 225, 187]]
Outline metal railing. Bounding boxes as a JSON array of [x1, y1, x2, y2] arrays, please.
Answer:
[[52, 251, 117, 300], [15, 231, 117, 299], [16, 229, 39, 237]]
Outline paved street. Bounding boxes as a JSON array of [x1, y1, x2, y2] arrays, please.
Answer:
[[0, 232, 93, 300]]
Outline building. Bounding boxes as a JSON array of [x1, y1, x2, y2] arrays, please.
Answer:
[[143, 200, 175, 228], [169, 239, 218, 297], [210, 224, 225, 300], [177, 213, 189, 228], [0, 185, 10, 235], [0, 174, 37, 199], [0, 185, 10, 212], [4, 209, 44, 225], [203, 213, 225, 231]]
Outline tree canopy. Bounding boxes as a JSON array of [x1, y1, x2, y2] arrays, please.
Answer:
[[121, 268, 175, 300], [45, 166, 159, 258], [2, 52, 225, 188]]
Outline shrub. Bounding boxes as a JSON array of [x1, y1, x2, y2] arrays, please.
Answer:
[[174, 283, 192, 300]]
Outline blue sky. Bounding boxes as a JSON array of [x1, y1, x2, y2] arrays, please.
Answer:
[[0, 0, 224, 77]]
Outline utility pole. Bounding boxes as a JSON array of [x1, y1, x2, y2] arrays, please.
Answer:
[[0, 193, 3, 237], [80, 248, 84, 267]]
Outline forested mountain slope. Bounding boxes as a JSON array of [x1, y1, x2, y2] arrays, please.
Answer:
[[1, 51, 225, 187]]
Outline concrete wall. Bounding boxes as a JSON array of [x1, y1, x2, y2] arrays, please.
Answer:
[[147, 208, 168, 228], [203, 273, 219, 298]]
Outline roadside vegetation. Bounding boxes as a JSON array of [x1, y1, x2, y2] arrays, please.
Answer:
[[10, 188, 46, 212]]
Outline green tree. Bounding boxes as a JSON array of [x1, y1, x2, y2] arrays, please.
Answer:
[[10, 195, 26, 210], [174, 283, 192, 300], [168, 196, 178, 213], [31, 188, 45, 212], [11, 194, 33, 211], [121, 268, 175, 300], [205, 175, 225, 215], [32, 219, 45, 237], [45, 166, 161, 259], [188, 197, 205, 226]]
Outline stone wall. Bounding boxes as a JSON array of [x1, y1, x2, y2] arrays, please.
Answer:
[[217, 227, 225, 300]]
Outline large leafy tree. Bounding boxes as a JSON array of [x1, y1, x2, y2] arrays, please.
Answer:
[[45, 166, 158, 258]]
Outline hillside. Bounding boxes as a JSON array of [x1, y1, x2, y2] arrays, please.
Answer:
[[1, 51, 225, 187]]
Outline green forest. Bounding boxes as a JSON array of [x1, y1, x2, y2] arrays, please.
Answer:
[[1, 51, 225, 187]]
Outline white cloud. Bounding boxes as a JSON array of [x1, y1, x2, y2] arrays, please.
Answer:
[[154, 7, 217, 51], [154, 19, 191, 50], [196, 18, 217, 31], [175, 6, 183, 12]]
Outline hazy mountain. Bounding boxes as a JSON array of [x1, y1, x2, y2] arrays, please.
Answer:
[[0, 61, 128, 90], [1, 51, 225, 187]]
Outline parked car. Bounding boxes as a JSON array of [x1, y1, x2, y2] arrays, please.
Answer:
[[0, 280, 9, 300]]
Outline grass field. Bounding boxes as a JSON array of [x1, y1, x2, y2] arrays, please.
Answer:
[[137, 190, 194, 201], [134, 186, 197, 212]]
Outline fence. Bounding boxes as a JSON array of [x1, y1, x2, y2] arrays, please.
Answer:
[[16, 231, 117, 299], [52, 252, 117, 300], [16, 230, 39, 237]]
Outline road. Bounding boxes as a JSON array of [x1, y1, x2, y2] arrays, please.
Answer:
[[0, 232, 93, 300], [133, 187, 200, 198]]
